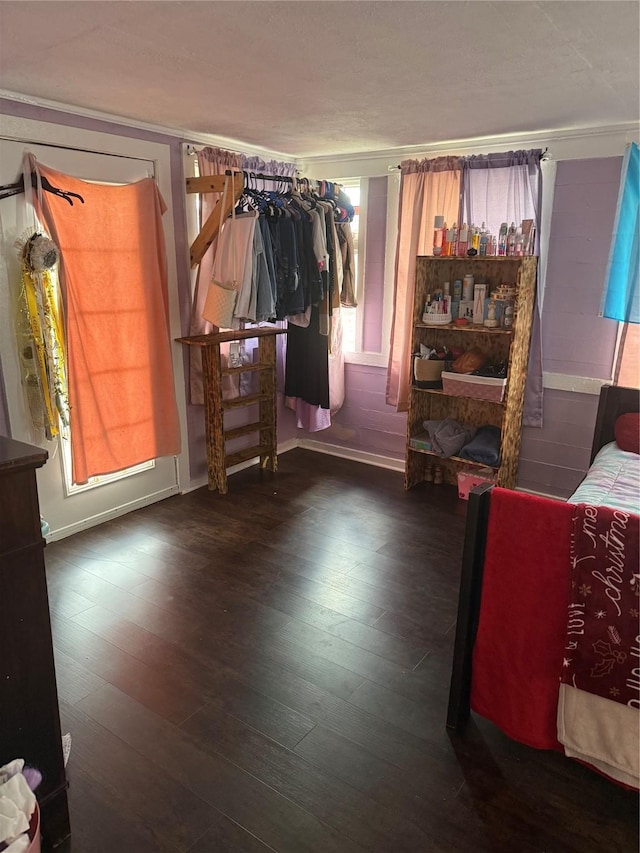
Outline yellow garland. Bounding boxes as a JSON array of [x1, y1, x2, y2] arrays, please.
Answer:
[[19, 262, 69, 439]]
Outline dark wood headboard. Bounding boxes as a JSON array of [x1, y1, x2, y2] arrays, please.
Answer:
[[590, 385, 640, 463]]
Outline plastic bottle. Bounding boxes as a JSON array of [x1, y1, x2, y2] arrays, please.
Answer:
[[450, 223, 458, 257], [498, 222, 508, 256], [457, 223, 468, 257], [470, 224, 480, 253], [506, 222, 517, 256], [526, 224, 536, 256], [503, 302, 514, 328], [479, 222, 488, 257], [432, 215, 445, 256], [444, 224, 454, 257], [515, 229, 523, 256]]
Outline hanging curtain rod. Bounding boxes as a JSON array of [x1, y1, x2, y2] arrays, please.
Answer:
[[389, 147, 551, 170]]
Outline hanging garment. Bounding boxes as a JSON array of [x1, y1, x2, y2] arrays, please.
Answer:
[[284, 304, 329, 409], [30, 156, 181, 484], [253, 222, 275, 321], [337, 222, 357, 307], [258, 216, 278, 319], [203, 173, 240, 329], [269, 213, 300, 319], [212, 210, 257, 323]]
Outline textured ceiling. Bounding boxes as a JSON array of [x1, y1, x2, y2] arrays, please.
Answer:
[[0, 1, 638, 158]]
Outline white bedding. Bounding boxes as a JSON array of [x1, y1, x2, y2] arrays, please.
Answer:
[[569, 441, 640, 514]]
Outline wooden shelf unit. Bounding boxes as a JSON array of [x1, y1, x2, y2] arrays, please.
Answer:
[[405, 256, 537, 491], [178, 327, 287, 494]]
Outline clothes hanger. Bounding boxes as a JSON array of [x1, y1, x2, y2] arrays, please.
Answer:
[[0, 172, 85, 205]]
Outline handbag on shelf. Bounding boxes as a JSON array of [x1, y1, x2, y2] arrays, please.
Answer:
[[202, 173, 239, 329]]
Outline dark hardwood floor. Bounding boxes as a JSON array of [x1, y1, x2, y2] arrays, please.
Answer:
[[44, 450, 638, 852]]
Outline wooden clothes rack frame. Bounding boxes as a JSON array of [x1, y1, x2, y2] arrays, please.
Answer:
[[182, 166, 340, 492], [186, 168, 342, 268], [187, 170, 244, 268], [187, 169, 294, 268]]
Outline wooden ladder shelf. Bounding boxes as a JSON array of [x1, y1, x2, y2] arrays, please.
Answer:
[[177, 327, 287, 494]]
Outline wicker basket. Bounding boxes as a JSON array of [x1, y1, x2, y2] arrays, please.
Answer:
[[441, 371, 506, 402], [421, 312, 452, 326], [414, 357, 448, 388]]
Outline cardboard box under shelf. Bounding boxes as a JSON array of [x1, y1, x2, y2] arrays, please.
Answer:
[[457, 468, 496, 500]]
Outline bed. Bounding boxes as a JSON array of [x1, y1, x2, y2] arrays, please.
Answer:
[[447, 384, 640, 789]]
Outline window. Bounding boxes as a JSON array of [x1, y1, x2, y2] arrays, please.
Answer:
[[338, 179, 360, 353], [338, 174, 399, 366], [61, 438, 155, 496]]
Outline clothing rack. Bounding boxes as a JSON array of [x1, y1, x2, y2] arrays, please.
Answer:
[[187, 169, 296, 268], [186, 168, 348, 268], [244, 171, 293, 185]]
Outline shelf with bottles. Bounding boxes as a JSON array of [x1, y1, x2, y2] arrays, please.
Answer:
[[406, 254, 536, 492], [418, 263, 525, 335], [415, 322, 513, 336], [432, 217, 536, 260]]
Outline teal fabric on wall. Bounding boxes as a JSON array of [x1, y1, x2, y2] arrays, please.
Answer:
[[602, 142, 639, 324]]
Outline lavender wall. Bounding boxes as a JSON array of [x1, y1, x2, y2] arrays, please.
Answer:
[[310, 363, 406, 461], [541, 157, 621, 377], [517, 389, 599, 497], [517, 156, 622, 497]]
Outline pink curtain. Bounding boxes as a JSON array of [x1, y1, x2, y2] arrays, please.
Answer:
[[386, 158, 461, 410], [31, 157, 181, 484], [616, 323, 640, 387]]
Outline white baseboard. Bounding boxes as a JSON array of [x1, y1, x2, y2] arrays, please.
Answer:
[[45, 486, 180, 542], [297, 438, 405, 472]]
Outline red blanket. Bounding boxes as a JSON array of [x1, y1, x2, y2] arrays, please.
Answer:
[[470, 488, 573, 750], [562, 504, 640, 707]]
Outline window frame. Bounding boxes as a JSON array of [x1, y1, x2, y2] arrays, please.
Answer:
[[340, 172, 399, 368]]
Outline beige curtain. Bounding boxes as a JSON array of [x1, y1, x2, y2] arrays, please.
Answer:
[[386, 158, 461, 410]]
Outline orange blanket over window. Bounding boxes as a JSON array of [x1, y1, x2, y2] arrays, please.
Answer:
[[32, 159, 181, 484]]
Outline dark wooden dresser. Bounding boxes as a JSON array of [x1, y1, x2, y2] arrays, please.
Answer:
[[0, 436, 70, 847]]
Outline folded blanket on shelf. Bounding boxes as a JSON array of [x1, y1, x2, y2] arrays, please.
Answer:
[[459, 424, 501, 466], [422, 418, 476, 458]]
